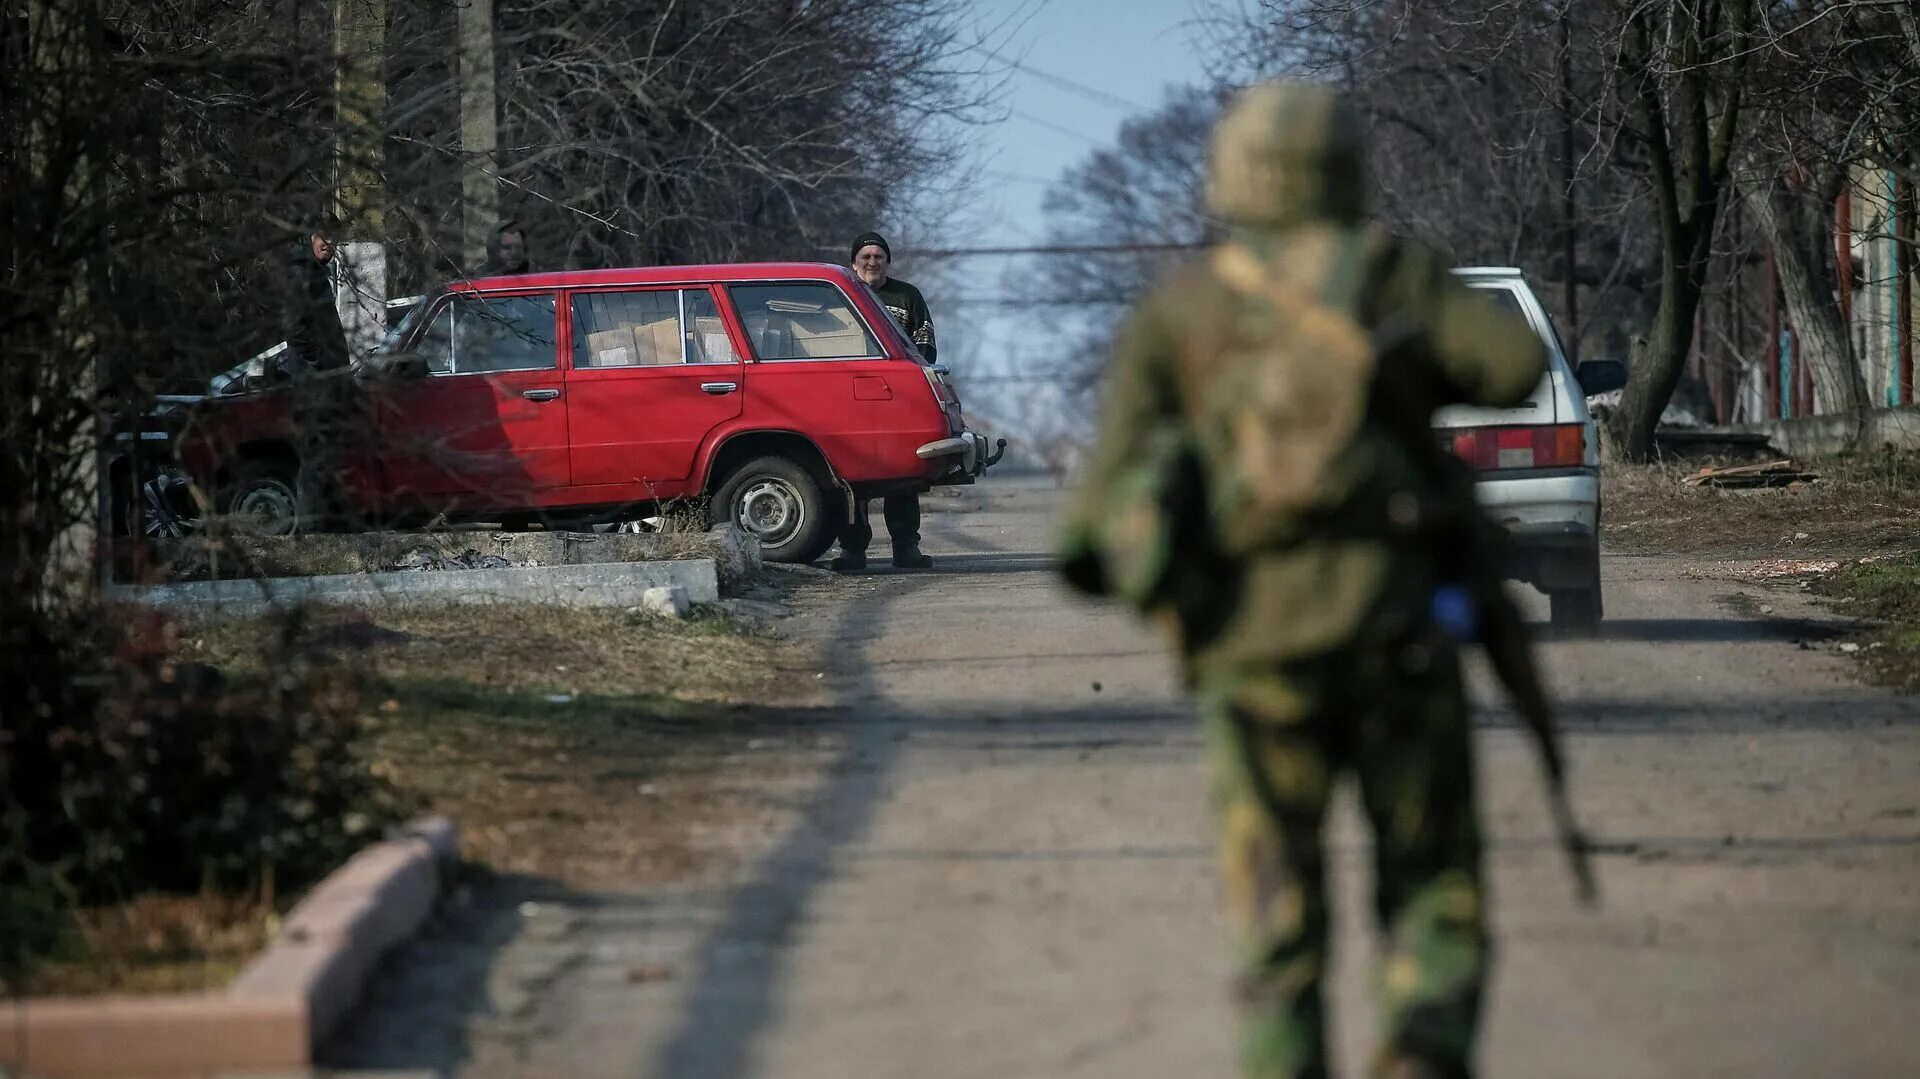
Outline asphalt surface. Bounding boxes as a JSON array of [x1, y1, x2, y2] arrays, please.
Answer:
[[328, 478, 1920, 1078]]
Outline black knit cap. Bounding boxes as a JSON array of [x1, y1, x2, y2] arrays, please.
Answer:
[[850, 231, 891, 263]]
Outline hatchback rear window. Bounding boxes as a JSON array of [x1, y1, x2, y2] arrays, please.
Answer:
[[1473, 283, 1570, 360], [728, 283, 880, 360]]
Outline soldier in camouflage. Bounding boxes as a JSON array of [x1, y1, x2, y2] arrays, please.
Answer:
[[1059, 81, 1548, 1079]]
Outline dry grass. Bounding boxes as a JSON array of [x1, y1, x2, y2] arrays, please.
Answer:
[[174, 599, 838, 887], [16, 895, 276, 997], [21, 589, 833, 995], [1603, 451, 1920, 559]]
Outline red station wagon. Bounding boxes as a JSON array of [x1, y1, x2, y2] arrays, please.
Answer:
[[175, 262, 1001, 563]]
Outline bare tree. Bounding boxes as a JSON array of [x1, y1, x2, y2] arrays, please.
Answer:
[[1024, 84, 1223, 395], [3, 0, 1001, 922]]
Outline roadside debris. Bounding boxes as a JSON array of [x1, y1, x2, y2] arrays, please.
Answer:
[[1682, 459, 1819, 489], [635, 585, 692, 619], [1686, 559, 1843, 581], [391, 547, 518, 571]]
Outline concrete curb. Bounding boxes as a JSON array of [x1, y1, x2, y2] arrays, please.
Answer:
[[0, 818, 458, 1078], [150, 525, 764, 595], [110, 558, 721, 613]]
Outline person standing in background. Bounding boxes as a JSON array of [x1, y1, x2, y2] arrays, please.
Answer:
[[836, 230, 937, 571]]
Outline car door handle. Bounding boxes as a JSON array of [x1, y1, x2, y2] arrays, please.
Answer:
[[700, 382, 739, 395], [522, 389, 561, 402]]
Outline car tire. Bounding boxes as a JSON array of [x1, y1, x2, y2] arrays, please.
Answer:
[[713, 454, 834, 564], [1549, 551, 1604, 634], [223, 457, 304, 535]]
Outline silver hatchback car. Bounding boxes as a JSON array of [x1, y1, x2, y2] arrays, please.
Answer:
[[1440, 268, 1625, 631]]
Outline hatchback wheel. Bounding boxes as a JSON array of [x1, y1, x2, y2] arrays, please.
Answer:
[[713, 455, 834, 563], [1549, 548, 1603, 634]]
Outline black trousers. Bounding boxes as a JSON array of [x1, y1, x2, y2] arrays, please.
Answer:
[[839, 495, 921, 554]]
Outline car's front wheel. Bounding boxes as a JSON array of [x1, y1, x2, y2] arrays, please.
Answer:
[[712, 455, 835, 564]]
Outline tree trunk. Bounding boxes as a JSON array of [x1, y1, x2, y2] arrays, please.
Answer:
[[1610, 3, 1752, 461], [1741, 173, 1867, 414], [1617, 216, 1711, 460]]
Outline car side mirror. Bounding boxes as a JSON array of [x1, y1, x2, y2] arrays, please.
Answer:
[[1575, 359, 1627, 396]]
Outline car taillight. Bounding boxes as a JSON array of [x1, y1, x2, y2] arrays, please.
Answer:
[[1447, 424, 1584, 470], [921, 365, 963, 433]]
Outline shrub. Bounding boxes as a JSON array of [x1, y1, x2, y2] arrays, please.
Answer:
[[1, 605, 406, 980]]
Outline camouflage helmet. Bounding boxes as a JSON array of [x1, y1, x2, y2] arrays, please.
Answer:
[[1206, 80, 1367, 228]]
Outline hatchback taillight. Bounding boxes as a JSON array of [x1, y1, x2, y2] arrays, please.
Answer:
[[1448, 424, 1584, 470]]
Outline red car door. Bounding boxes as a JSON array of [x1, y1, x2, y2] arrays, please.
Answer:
[[564, 285, 745, 494], [371, 291, 571, 509]]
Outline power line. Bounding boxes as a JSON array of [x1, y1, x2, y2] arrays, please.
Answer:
[[941, 295, 1133, 306], [966, 42, 1153, 113], [900, 241, 1206, 258], [1007, 109, 1102, 145], [979, 169, 1059, 187], [1013, 61, 1153, 113]]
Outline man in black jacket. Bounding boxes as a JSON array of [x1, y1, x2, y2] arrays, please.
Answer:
[[836, 231, 937, 571], [279, 221, 353, 530], [285, 224, 351, 372]]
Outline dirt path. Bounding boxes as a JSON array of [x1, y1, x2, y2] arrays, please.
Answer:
[[329, 480, 1920, 1078]]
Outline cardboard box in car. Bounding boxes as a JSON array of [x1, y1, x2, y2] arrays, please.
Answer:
[[743, 313, 794, 358], [585, 328, 636, 367], [633, 314, 680, 365], [692, 316, 735, 362], [786, 308, 869, 358]]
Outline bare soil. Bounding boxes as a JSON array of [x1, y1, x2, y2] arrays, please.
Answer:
[[1603, 452, 1920, 559], [1605, 456, 1920, 694]]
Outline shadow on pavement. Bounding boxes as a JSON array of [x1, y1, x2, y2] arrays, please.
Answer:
[[646, 576, 931, 1077], [1558, 617, 1847, 645]]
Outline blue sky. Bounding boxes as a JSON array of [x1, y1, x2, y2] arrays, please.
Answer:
[[962, 0, 1211, 249], [902, 0, 1213, 406]]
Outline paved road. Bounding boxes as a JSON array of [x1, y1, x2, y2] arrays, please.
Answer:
[[331, 479, 1920, 1078]]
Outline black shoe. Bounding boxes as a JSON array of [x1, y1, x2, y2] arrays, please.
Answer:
[[891, 545, 933, 570], [830, 551, 868, 572]]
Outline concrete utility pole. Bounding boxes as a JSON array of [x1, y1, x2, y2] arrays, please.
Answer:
[[459, 0, 499, 271], [334, 0, 388, 356]]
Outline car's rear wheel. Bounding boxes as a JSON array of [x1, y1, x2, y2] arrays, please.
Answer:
[[224, 457, 303, 535], [713, 454, 834, 563], [1549, 549, 1603, 633]]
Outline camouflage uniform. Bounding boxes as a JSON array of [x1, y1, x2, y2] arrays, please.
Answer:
[[1059, 82, 1546, 1079]]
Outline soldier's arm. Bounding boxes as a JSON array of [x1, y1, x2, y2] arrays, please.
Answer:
[[1396, 246, 1547, 408], [1058, 295, 1181, 593]]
